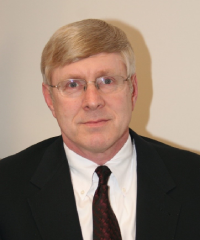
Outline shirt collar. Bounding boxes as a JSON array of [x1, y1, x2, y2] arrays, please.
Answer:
[[105, 135, 135, 196], [64, 144, 98, 199], [64, 135, 135, 198]]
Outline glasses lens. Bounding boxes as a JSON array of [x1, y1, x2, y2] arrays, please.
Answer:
[[58, 79, 85, 96], [97, 76, 124, 93]]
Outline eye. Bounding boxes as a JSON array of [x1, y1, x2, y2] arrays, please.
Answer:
[[60, 80, 82, 91], [68, 81, 79, 88], [102, 77, 114, 85], [57, 79, 85, 96]]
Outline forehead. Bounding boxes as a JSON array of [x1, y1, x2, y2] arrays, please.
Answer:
[[51, 52, 127, 83]]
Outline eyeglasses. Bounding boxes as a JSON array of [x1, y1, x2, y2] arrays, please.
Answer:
[[47, 75, 130, 97]]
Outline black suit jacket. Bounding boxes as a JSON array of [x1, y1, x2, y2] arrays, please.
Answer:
[[1, 129, 200, 240]]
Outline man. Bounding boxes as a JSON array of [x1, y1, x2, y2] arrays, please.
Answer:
[[0, 19, 200, 240]]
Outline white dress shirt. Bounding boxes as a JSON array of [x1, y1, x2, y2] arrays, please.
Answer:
[[64, 135, 137, 240]]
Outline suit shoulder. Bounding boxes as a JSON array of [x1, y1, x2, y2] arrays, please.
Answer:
[[130, 129, 200, 162], [142, 135, 200, 160], [0, 136, 61, 172], [133, 133, 200, 197], [0, 136, 63, 198], [140, 135, 200, 181]]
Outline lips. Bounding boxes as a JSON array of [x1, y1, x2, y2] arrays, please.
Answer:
[[82, 119, 110, 127], [85, 119, 108, 123]]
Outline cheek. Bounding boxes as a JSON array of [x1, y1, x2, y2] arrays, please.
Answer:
[[109, 92, 132, 121], [53, 97, 82, 122]]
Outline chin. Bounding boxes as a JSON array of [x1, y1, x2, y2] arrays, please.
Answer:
[[84, 135, 115, 152]]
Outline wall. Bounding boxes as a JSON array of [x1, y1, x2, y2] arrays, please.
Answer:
[[1, 0, 200, 158]]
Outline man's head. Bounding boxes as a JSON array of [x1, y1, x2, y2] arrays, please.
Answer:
[[41, 19, 135, 85], [42, 19, 138, 164]]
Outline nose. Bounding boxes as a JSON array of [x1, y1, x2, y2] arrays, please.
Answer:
[[82, 83, 105, 111]]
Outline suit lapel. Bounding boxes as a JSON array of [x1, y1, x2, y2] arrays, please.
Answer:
[[27, 137, 83, 240], [27, 130, 181, 240], [130, 130, 181, 240]]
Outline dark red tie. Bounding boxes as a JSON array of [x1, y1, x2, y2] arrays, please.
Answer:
[[92, 166, 122, 240]]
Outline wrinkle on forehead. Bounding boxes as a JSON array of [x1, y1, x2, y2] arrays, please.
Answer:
[[51, 52, 127, 84]]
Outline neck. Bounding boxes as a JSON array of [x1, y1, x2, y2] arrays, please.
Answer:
[[62, 131, 129, 165]]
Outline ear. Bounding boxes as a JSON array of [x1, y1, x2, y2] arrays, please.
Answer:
[[42, 83, 56, 118], [130, 74, 138, 111]]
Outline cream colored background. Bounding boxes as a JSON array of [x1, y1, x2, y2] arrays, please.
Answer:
[[1, 0, 200, 158]]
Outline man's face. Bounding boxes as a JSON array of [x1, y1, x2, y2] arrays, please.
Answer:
[[43, 52, 138, 162]]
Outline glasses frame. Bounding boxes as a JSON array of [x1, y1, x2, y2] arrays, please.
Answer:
[[47, 75, 131, 96]]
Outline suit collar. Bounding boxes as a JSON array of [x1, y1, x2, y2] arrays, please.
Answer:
[[30, 136, 65, 188], [130, 129, 176, 193], [129, 130, 181, 240], [28, 136, 83, 240]]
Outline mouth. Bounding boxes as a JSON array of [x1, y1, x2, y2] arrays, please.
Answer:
[[82, 119, 110, 127]]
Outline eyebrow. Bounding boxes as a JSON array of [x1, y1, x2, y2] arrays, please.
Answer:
[[94, 69, 114, 76], [60, 69, 119, 81]]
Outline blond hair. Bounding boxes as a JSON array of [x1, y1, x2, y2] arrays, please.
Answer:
[[41, 19, 135, 84]]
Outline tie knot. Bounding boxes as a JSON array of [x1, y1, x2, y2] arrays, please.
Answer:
[[95, 166, 111, 185]]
